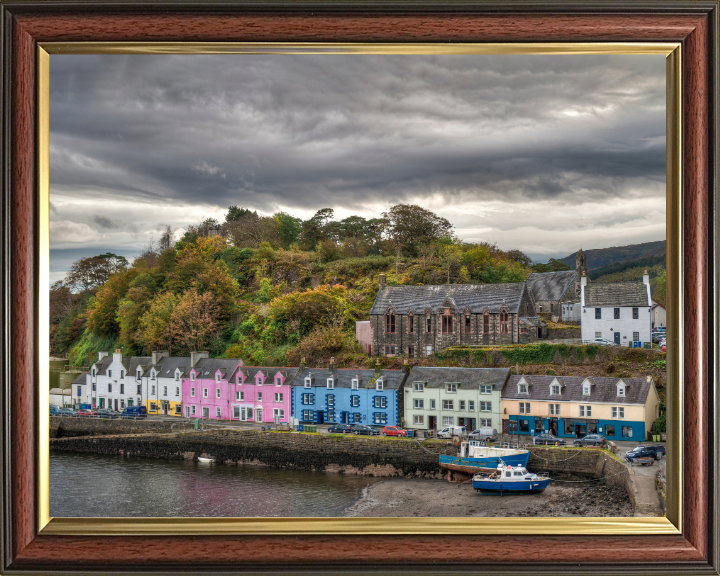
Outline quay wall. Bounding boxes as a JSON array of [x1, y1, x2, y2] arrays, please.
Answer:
[[50, 416, 193, 438]]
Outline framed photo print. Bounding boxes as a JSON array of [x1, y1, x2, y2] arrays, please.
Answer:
[[1, 1, 717, 574]]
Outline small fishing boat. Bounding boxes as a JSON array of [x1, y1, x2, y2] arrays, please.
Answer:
[[197, 457, 215, 463], [472, 461, 551, 495], [439, 441, 530, 475]]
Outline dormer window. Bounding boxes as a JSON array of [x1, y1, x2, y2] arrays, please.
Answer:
[[376, 379, 384, 391], [518, 381, 528, 394], [150, 371, 155, 380], [190, 372, 195, 382], [617, 382, 626, 397], [304, 377, 312, 388], [551, 384, 561, 395], [136, 370, 141, 379], [583, 384, 591, 395], [413, 382, 424, 392], [327, 378, 334, 390], [216, 373, 221, 383], [175, 372, 179, 381], [445, 383, 457, 393], [276, 377, 282, 386], [351, 378, 359, 390], [108, 370, 112, 378], [120, 370, 125, 379]]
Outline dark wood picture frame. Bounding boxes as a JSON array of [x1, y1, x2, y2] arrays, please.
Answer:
[[1, 1, 717, 573]]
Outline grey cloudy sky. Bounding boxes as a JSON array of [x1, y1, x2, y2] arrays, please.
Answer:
[[50, 53, 666, 282]]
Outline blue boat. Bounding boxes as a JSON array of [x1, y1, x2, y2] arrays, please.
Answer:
[[439, 441, 530, 476], [472, 462, 552, 495]]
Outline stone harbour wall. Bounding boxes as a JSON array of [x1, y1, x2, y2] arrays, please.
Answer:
[[50, 416, 193, 438]]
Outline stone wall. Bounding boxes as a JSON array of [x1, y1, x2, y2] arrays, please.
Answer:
[[546, 327, 582, 340], [50, 416, 193, 438], [50, 429, 456, 478]]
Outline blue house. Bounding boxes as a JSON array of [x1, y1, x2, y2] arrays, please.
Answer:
[[290, 362, 407, 426]]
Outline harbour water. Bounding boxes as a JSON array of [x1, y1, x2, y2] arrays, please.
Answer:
[[50, 452, 377, 517]]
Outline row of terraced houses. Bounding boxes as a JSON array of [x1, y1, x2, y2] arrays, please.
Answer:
[[78, 351, 660, 442]]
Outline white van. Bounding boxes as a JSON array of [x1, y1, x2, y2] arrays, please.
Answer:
[[468, 426, 498, 441], [437, 425, 466, 439]]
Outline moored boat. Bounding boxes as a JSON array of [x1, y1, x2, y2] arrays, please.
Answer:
[[197, 457, 215, 463], [472, 461, 551, 495], [439, 441, 529, 475]]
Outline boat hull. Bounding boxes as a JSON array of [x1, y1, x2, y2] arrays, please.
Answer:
[[439, 462, 497, 475], [472, 478, 552, 494], [439, 451, 529, 473]]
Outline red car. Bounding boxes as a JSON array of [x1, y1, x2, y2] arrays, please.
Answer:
[[382, 426, 408, 437], [76, 409, 96, 417]]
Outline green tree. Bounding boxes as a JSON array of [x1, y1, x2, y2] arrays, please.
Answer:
[[274, 212, 303, 247], [86, 268, 139, 337], [225, 206, 255, 222], [381, 204, 453, 257]]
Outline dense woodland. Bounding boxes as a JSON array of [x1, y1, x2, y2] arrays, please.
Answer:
[[50, 204, 664, 368]]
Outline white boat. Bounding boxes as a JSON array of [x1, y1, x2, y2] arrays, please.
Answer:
[[197, 457, 215, 463], [472, 461, 551, 495], [439, 441, 529, 475]]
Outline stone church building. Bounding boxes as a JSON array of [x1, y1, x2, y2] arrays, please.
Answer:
[[525, 249, 587, 322], [369, 275, 539, 358]]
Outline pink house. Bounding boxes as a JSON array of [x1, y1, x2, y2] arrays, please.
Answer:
[[182, 358, 296, 423]]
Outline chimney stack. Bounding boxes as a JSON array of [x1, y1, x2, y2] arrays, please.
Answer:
[[581, 273, 588, 287], [98, 351, 108, 361], [642, 269, 650, 285], [191, 351, 209, 367], [329, 357, 336, 371], [152, 350, 169, 365], [112, 349, 123, 363], [379, 273, 386, 290]]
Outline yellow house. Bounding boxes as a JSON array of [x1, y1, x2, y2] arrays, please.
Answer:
[[501, 375, 660, 442]]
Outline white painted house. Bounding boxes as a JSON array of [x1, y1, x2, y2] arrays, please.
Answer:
[[651, 299, 666, 330], [140, 351, 203, 417], [87, 349, 152, 411], [580, 272, 653, 346]]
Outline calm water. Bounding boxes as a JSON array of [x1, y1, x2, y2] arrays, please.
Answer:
[[50, 452, 377, 517]]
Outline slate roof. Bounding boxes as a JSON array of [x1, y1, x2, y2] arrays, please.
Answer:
[[526, 271, 577, 302], [370, 283, 528, 315], [289, 368, 406, 390], [71, 372, 89, 385], [584, 282, 650, 307], [406, 367, 510, 390], [142, 356, 191, 379], [187, 358, 244, 380], [503, 375, 655, 405], [128, 357, 152, 376], [93, 356, 113, 375], [241, 367, 298, 382]]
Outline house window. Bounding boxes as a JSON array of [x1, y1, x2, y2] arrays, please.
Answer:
[[191, 405, 196, 415], [586, 406, 592, 416], [302, 393, 314, 405], [442, 315, 453, 333], [480, 401, 492, 412], [425, 345, 432, 356], [583, 384, 590, 395], [633, 307, 640, 319], [374, 413, 387, 424], [595, 332, 602, 338], [413, 382, 424, 392], [385, 314, 396, 333], [92, 369, 96, 377], [595, 308, 601, 319], [430, 399, 436, 409], [483, 313, 489, 333], [376, 380, 384, 391], [413, 415, 424, 425], [442, 400, 454, 410], [216, 388, 221, 398], [327, 378, 334, 389], [276, 378, 282, 386], [617, 383, 626, 397], [480, 418, 492, 427], [519, 402, 530, 414], [459, 400, 466, 410], [190, 373, 195, 382], [176, 387, 180, 396], [351, 379, 359, 390], [257, 392, 262, 401], [175, 373, 179, 381], [203, 388, 208, 398], [215, 374, 221, 383], [274, 393, 283, 402], [191, 387, 195, 397], [614, 308, 620, 319], [606, 424, 615, 436], [612, 407, 625, 419], [92, 383, 96, 391], [465, 315, 471, 333], [384, 345, 396, 355], [426, 315, 432, 333], [216, 407, 221, 418], [351, 396, 359, 407], [414, 399, 424, 409], [442, 416, 453, 426], [163, 386, 167, 395], [120, 384, 125, 394], [109, 384, 113, 393], [327, 395, 334, 406], [551, 384, 560, 395], [500, 310, 509, 333], [137, 384, 141, 394], [549, 403, 560, 415], [580, 405, 585, 417], [374, 397, 386, 408], [622, 426, 633, 438], [518, 383, 528, 394], [409, 315, 414, 333], [446, 383, 457, 393], [633, 332, 640, 341], [468, 401, 475, 411], [236, 391, 242, 401], [108, 370, 112, 378], [304, 377, 311, 388], [408, 346, 414, 359], [120, 370, 125, 379], [480, 385, 491, 394]]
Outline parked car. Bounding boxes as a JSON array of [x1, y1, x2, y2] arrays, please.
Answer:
[[120, 406, 148, 419], [49, 405, 61, 416], [437, 425, 466, 439], [382, 426, 408, 437], [94, 408, 119, 419], [57, 408, 77, 417], [352, 424, 381, 436], [467, 427, 498, 441], [76, 408, 96, 417], [592, 338, 616, 346], [533, 433, 566, 446], [573, 434, 607, 447], [652, 332, 665, 344], [327, 424, 354, 434], [625, 445, 666, 461]]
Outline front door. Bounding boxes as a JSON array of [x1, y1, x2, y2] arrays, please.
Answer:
[[575, 424, 586, 438], [256, 408, 262, 422], [429, 416, 437, 430], [163, 401, 168, 415], [614, 332, 621, 345], [99, 398, 104, 408], [114, 399, 118, 411], [468, 418, 476, 431], [316, 411, 322, 424], [202, 407, 209, 418]]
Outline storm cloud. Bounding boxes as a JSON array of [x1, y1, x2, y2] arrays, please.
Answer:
[[49, 53, 666, 279]]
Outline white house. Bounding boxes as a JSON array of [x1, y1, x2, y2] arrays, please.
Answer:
[[580, 271, 653, 346], [651, 299, 666, 330], [87, 349, 152, 411], [140, 351, 201, 417], [70, 372, 88, 407], [49, 388, 72, 407]]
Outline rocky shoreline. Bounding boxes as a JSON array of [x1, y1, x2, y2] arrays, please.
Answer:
[[343, 477, 633, 517]]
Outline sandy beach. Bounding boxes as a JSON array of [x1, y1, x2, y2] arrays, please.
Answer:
[[343, 478, 633, 517]]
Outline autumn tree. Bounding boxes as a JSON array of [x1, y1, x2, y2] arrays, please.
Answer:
[[86, 268, 139, 337], [158, 225, 175, 251], [139, 291, 180, 353], [381, 204, 453, 257], [225, 213, 282, 248], [164, 289, 222, 355]]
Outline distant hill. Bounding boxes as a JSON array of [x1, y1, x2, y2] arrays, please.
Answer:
[[587, 254, 666, 281], [558, 240, 666, 271]]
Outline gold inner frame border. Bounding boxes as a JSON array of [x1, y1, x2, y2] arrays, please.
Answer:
[[37, 41, 682, 536]]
